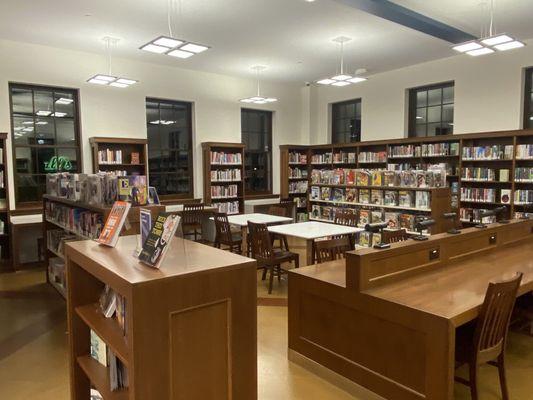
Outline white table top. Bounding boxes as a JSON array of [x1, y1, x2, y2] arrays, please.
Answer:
[[267, 221, 363, 240], [227, 213, 293, 227]]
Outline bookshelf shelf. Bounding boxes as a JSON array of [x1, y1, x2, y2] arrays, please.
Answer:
[[309, 198, 432, 212], [77, 356, 129, 400], [89, 137, 148, 176]]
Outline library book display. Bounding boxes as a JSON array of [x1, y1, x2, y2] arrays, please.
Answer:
[[66, 235, 257, 400]]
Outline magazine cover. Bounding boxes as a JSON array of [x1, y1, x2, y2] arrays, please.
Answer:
[[385, 212, 399, 228], [310, 186, 320, 200], [138, 213, 181, 268], [118, 176, 148, 206], [345, 169, 356, 185], [97, 201, 132, 247], [359, 209, 370, 226], [345, 188, 357, 202], [371, 210, 383, 223], [148, 186, 160, 204], [359, 189, 370, 204], [371, 170, 382, 186], [384, 190, 398, 206], [371, 190, 383, 205], [332, 188, 345, 202]]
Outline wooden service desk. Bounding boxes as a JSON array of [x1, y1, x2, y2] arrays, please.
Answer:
[[66, 235, 257, 400], [288, 219, 533, 400]]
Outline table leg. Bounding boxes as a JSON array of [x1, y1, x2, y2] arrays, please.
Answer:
[[306, 239, 314, 266], [242, 226, 248, 256]]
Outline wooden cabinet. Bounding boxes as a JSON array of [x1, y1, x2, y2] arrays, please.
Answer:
[[89, 137, 148, 177]]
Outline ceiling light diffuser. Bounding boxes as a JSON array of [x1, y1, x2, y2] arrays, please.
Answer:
[[452, 41, 483, 53], [466, 47, 495, 56], [481, 34, 513, 46], [167, 49, 194, 59], [494, 40, 525, 51], [331, 81, 351, 87], [52, 112, 67, 117], [317, 79, 336, 85], [140, 43, 170, 54], [153, 36, 184, 48], [180, 43, 209, 54], [347, 77, 367, 83], [239, 66, 278, 104], [331, 74, 352, 81]]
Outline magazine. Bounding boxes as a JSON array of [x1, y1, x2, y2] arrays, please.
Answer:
[[97, 201, 132, 247], [118, 176, 149, 206], [138, 213, 181, 268]]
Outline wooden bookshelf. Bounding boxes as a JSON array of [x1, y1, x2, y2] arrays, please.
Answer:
[[202, 142, 245, 215], [280, 145, 309, 222], [0, 133, 10, 271], [89, 137, 148, 176], [280, 129, 533, 231], [43, 195, 164, 299], [66, 235, 257, 400]]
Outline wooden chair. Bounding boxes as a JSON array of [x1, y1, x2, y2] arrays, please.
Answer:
[[268, 205, 290, 251], [314, 237, 351, 264], [279, 198, 295, 220], [213, 212, 242, 254], [181, 203, 205, 242], [248, 221, 299, 294], [332, 208, 358, 249], [382, 229, 410, 244], [454, 273, 523, 400]]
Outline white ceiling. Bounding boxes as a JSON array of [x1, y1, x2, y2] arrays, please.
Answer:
[[0, 0, 532, 84]]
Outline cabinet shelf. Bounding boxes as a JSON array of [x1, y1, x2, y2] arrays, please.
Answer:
[[77, 356, 129, 400]]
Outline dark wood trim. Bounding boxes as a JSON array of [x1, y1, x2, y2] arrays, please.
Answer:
[[244, 194, 279, 200], [523, 67, 533, 129]]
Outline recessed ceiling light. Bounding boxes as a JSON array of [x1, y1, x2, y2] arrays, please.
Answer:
[[153, 36, 184, 48], [466, 47, 495, 56], [481, 34, 513, 46], [140, 43, 170, 54], [452, 41, 483, 53], [347, 77, 367, 83], [180, 43, 209, 54], [494, 40, 525, 51], [331, 74, 352, 81], [167, 49, 194, 59]]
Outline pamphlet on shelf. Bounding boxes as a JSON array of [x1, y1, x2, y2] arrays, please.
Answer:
[[138, 212, 181, 268], [97, 201, 132, 247], [134, 208, 152, 256], [148, 186, 160, 204]]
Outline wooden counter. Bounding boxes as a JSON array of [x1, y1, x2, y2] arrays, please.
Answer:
[[289, 218, 533, 400], [66, 236, 257, 400]]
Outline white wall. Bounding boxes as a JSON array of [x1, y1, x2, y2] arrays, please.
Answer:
[[0, 39, 306, 209], [309, 39, 533, 144]]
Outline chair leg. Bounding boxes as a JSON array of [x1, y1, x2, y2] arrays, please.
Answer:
[[283, 236, 289, 251], [469, 362, 479, 400], [268, 266, 274, 294], [261, 266, 267, 281], [294, 256, 299, 269], [277, 265, 281, 282], [497, 354, 510, 400]]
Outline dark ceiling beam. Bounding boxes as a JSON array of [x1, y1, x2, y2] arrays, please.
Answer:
[[334, 0, 477, 44]]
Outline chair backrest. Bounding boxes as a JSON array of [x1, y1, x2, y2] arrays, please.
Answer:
[[334, 209, 358, 227], [279, 198, 295, 220], [279, 198, 294, 207], [213, 212, 232, 243], [247, 221, 273, 262], [474, 273, 523, 358], [382, 229, 410, 244], [315, 237, 351, 263], [182, 203, 205, 225], [268, 205, 289, 217]]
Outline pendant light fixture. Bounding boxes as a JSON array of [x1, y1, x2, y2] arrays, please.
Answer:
[[140, 0, 210, 59], [452, 0, 524, 56], [240, 66, 278, 104], [316, 36, 367, 86], [87, 37, 138, 87]]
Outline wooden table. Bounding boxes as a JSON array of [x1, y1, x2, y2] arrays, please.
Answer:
[[268, 221, 363, 265], [288, 219, 533, 400], [166, 204, 218, 242]]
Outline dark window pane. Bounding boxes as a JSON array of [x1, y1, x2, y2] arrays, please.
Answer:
[[242, 109, 272, 194], [409, 83, 453, 138], [332, 99, 361, 144], [427, 105, 442, 123], [34, 116, 55, 143], [57, 148, 78, 172], [442, 104, 454, 122], [416, 91, 427, 107], [427, 123, 441, 136], [15, 147, 38, 174], [37, 147, 56, 173], [34, 90, 54, 117], [415, 124, 426, 137], [13, 116, 35, 145], [17, 174, 45, 203], [443, 86, 454, 104], [12, 88, 33, 116], [427, 88, 441, 106], [56, 118, 76, 144], [416, 108, 426, 122]]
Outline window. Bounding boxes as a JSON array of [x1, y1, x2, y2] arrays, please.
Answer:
[[241, 109, 272, 196], [331, 99, 361, 143], [408, 82, 454, 137], [524, 67, 533, 128], [146, 98, 193, 200], [9, 83, 81, 206]]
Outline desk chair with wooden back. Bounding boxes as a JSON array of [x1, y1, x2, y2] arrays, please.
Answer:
[[314, 237, 351, 264], [268, 205, 291, 251], [279, 198, 295, 220], [213, 212, 242, 254], [332, 208, 358, 248], [248, 221, 299, 294], [181, 203, 205, 242], [382, 228, 410, 244], [455, 272, 523, 400]]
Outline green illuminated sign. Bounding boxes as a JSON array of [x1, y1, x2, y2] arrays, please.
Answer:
[[44, 156, 73, 172]]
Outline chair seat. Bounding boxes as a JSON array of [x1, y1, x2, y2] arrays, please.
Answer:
[[272, 249, 298, 262]]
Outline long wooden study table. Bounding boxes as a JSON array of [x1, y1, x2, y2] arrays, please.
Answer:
[[288, 219, 533, 400]]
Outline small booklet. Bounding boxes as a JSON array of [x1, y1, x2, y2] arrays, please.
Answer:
[[134, 208, 152, 257], [138, 213, 181, 268], [97, 201, 132, 247]]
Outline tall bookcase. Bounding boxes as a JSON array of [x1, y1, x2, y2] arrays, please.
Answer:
[[280, 129, 533, 230], [202, 142, 245, 215], [89, 137, 148, 176], [0, 133, 10, 271], [280, 145, 309, 221]]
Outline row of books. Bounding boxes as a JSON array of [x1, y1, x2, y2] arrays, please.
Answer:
[[45, 201, 104, 238], [310, 205, 421, 232], [210, 151, 242, 165], [461, 168, 510, 182], [296, 212, 309, 222], [515, 212, 532, 219], [98, 149, 141, 165], [515, 190, 533, 204], [388, 162, 457, 176], [294, 197, 307, 208], [515, 167, 533, 182], [210, 168, 241, 182], [460, 207, 497, 224], [289, 167, 308, 179], [310, 186, 430, 209], [47, 229, 77, 257], [47, 173, 150, 206], [309, 168, 446, 188], [333, 151, 356, 164], [211, 184, 239, 199], [462, 145, 514, 160], [98, 285, 127, 335], [289, 181, 308, 194], [311, 152, 332, 164], [90, 331, 128, 392], [516, 144, 533, 159], [48, 257, 65, 295], [98, 170, 130, 176], [289, 152, 307, 164], [213, 200, 240, 215], [389, 142, 459, 157], [460, 187, 498, 203], [358, 151, 387, 163]]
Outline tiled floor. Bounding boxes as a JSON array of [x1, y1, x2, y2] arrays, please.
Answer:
[[1, 268, 532, 400]]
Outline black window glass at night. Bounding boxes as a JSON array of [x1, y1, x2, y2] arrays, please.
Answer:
[[408, 82, 454, 137], [9, 83, 81, 205], [146, 98, 193, 199], [524, 67, 533, 128], [241, 109, 272, 196], [332, 99, 361, 144]]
